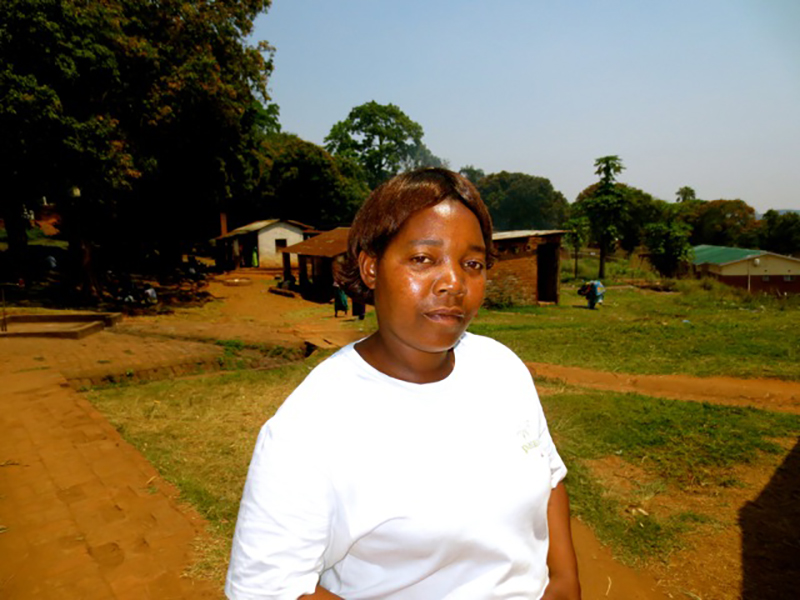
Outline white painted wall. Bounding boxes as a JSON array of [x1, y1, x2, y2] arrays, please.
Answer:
[[719, 254, 800, 277], [257, 222, 305, 267]]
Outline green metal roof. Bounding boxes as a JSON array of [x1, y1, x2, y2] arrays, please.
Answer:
[[692, 245, 763, 266]]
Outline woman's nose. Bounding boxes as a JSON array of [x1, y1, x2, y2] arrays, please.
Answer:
[[435, 262, 466, 295]]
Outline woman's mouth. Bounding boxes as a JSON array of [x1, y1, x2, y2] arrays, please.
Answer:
[[424, 309, 465, 324]]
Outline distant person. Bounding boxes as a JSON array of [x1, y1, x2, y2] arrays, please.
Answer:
[[333, 282, 348, 317], [578, 280, 605, 309], [225, 168, 580, 600], [351, 299, 366, 320]]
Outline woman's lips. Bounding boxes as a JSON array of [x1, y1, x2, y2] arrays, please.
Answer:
[[424, 309, 465, 323]]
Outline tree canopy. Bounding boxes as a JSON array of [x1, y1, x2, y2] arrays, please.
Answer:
[[242, 133, 369, 228], [477, 171, 568, 231], [1, 0, 275, 291], [324, 101, 425, 189], [573, 155, 628, 278]]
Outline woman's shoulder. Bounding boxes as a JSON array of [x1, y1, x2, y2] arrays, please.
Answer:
[[459, 331, 523, 361], [269, 344, 362, 423]]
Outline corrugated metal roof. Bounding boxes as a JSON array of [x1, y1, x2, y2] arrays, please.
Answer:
[[216, 219, 313, 241], [282, 227, 350, 258], [692, 245, 763, 266], [492, 230, 566, 241]]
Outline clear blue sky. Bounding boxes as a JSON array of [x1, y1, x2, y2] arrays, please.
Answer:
[[252, 0, 800, 213]]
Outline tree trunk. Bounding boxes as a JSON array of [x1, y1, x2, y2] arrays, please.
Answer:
[[573, 247, 579, 279], [598, 236, 607, 280]]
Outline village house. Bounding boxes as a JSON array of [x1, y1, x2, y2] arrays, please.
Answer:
[[489, 230, 565, 305], [214, 219, 313, 271], [692, 244, 800, 294]]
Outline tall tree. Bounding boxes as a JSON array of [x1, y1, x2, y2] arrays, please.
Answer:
[[477, 171, 568, 231], [574, 155, 628, 279], [688, 199, 757, 247], [758, 210, 800, 256], [459, 165, 486, 186], [324, 101, 424, 189], [644, 220, 693, 278], [676, 186, 696, 203], [243, 133, 368, 228], [1, 0, 275, 295]]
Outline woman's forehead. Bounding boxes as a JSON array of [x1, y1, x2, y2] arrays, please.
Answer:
[[395, 200, 484, 244]]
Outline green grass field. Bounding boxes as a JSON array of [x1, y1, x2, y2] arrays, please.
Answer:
[[471, 279, 800, 380]]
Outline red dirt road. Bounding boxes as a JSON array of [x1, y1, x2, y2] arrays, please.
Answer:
[[528, 362, 800, 414]]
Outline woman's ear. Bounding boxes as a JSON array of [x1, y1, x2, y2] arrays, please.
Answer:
[[358, 251, 378, 290]]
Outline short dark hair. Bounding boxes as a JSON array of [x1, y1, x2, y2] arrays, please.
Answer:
[[336, 168, 494, 304]]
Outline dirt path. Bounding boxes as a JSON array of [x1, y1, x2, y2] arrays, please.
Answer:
[[528, 362, 800, 414]]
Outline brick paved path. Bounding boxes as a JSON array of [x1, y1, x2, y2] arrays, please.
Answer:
[[0, 331, 225, 599]]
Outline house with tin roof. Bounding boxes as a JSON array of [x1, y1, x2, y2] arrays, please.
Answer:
[[214, 219, 313, 270], [692, 244, 800, 294]]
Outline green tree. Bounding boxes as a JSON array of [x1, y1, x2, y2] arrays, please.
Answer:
[[574, 155, 628, 279], [477, 171, 568, 231], [324, 101, 424, 189], [758, 210, 800, 256], [402, 143, 449, 170], [676, 186, 696, 203], [245, 133, 368, 228], [459, 165, 486, 186], [688, 199, 757, 247], [0, 0, 275, 295], [644, 219, 693, 278]]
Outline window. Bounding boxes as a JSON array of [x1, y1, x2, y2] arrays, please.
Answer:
[[784, 276, 795, 282], [762, 276, 770, 282], [275, 238, 287, 252]]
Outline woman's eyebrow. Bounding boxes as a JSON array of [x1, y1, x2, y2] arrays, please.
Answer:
[[407, 239, 486, 254], [408, 238, 443, 247]]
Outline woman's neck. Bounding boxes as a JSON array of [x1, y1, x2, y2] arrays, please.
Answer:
[[355, 333, 455, 384]]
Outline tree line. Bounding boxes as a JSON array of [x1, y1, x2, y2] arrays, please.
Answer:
[[2, 1, 798, 299]]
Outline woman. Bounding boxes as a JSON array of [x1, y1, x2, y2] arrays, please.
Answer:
[[226, 168, 580, 600]]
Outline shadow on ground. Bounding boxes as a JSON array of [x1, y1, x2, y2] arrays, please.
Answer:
[[739, 437, 800, 599]]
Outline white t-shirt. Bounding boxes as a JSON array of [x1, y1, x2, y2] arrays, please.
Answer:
[[226, 332, 567, 600]]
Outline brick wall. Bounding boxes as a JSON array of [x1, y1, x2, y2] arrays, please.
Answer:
[[487, 256, 538, 305]]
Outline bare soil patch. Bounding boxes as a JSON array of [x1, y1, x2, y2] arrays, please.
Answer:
[[530, 362, 800, 414]]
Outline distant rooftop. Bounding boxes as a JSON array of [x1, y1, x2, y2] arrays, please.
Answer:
[[216, 219, 313, 240], [492, 230, 566, 241], [692, 244, 763, 266], [282, 227, 350, 258]]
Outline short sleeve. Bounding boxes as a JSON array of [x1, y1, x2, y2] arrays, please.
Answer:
[[533, 388, 568, 489], [225, 421, 334, 600]]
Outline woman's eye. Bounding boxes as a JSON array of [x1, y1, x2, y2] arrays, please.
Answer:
[[410, 255, 432, 264], [465, 260, 485, 271]]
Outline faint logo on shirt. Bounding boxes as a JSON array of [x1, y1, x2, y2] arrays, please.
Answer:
[[517, 421, 540, 454]]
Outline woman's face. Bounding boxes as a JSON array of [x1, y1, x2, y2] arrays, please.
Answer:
[[360, 199, 487, 357]]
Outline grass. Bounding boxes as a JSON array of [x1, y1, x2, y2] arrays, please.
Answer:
[[470, 279, 800, 380], [538, 384, 800, 564], [560, 251, 659, 285], [87, 362, 800, 579]]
